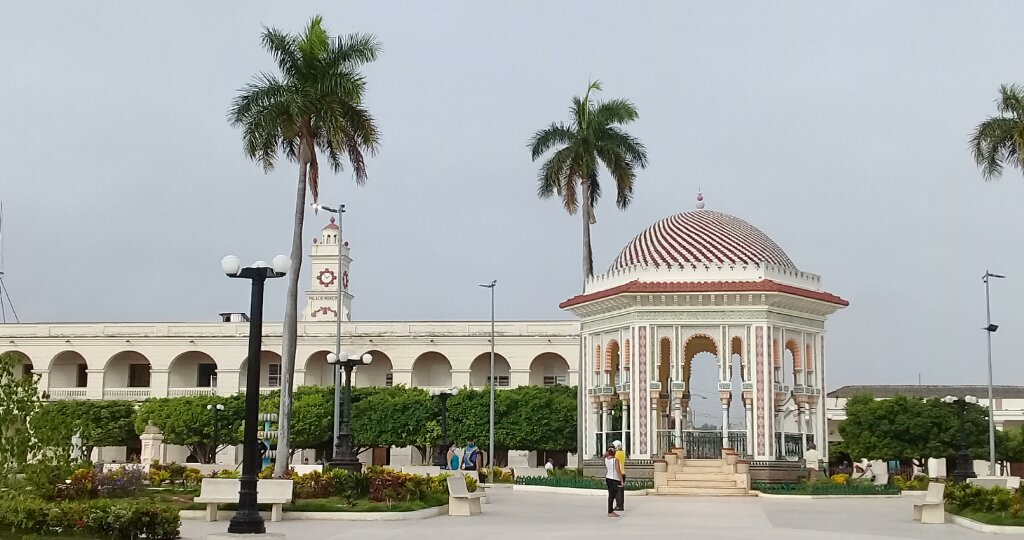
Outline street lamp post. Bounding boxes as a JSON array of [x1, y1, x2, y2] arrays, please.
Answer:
[[983, 270, 1005, 476], [206, 403, 225, 464], [430, 388, 459, 468], [326, 352, 373, 473], [221, 254, 288, 535], [478, 280, 497, 474], [313, 202, 346, 458], [944, 395, 979, 484]]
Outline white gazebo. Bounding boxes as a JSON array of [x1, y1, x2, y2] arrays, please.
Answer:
[[562, 200, 848, 461]]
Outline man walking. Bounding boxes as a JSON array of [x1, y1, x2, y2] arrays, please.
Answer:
[[804, 443, 822, 482], [612, 440, 626, 511]]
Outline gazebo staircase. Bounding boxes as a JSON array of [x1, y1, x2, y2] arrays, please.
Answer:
[[653, 449, 751, 496]]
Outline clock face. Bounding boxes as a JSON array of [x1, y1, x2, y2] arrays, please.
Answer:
[[317, 268, 337, 287], [342, 270, 349, 289]]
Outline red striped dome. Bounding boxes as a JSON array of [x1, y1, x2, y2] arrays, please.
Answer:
[[611, 210, 796, 271]]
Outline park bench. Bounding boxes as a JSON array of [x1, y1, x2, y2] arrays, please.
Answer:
[[446, 475, 484, 516], [193, 478, 293, 522], [401, 466, 444, 476], [912, 482, 945, 524], [969, 476, 1021, 490]]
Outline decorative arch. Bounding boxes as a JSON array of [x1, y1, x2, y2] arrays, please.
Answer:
[[469, 353, 511, 387], [529, 352, 570, 386], [805, 342, 814, 372], [786, 339, 802, 371], [658, 338, 671, 389], [356, 350, 393, 387], [4, 351, 33, 378], [303, 350, 333, 386], [48, 351, 88, 388], [730, 336, 743, 381], [605, 339, 621, 386], [594, 345, 602, 373], [103, 351, 152, 388], [168, 351, 217, 388], [411, 351, 452, 388], [682, 334, 718, 389], [772, 339, 781, 368], [239, 350, 283, 388], [624, 339, 631, 370]]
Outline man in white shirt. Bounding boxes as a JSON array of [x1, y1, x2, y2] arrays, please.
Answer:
[[804, 444, 822, 482], [544, 458, 554, 472]]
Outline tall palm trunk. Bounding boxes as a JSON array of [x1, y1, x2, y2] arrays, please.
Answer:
[[274, 145, 309, 477], [580, 175, 595, 280]]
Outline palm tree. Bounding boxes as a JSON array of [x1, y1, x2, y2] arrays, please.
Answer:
[[229, 16, 381, 476], [971, 84, 1024, 179], [528, 81, 648, 281]]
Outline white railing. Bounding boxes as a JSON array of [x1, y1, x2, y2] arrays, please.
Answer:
[[168, 387, 217, 397], [47, 388, 88, 400], [102, 387, 151, 400]]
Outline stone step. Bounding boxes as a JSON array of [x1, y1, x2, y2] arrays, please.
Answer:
[[655, 486, 749, 496], [666, 478, 740, 488], [667, 477, 741, 485], [678, 460, 727, 468]]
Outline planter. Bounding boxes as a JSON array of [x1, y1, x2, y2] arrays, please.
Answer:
[[736, 462, 750, 474]]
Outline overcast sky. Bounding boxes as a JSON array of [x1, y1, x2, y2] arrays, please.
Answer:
[[1, 1, 1023, 395]]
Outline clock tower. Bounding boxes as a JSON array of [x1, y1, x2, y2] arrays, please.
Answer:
[[303, 217, 353, 321]]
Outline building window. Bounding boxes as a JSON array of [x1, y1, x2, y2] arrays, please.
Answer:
[[385, 373, 394, 387], [21, 363, 33, 379], [197, 363, 217, 387], [76, 364, 88, 388], [128, 364, 151, 388], [543, 375, 567, 386], [487, 375, 510, 387], [268, 363, 281, 387]]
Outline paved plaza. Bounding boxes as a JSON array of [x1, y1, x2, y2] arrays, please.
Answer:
[[180, 489, 988, 540]]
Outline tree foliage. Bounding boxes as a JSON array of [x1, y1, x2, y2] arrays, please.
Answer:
[[351, 387, 437, 454], [133, 395, 245, 463], [447, 386, 578, 452], [528, 81, 648, 278], [971, 83, 1024, 179], [260, 386, 334, 453], [0, 351, 49, 483], [33, 400, 137, 459], [839, 394, 988, 470]]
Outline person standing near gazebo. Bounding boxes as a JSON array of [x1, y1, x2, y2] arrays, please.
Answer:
[[612, 440, 626, 511]]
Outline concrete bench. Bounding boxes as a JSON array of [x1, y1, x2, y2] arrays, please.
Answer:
[[912, 482, 945, 524], [193, 478, 293, 522], [969, 476, 1021, 490], [446, 475, 484, 516], [401, 466, 444, 477], [450, 470, 489, 502], [513, 467, 549, 478]]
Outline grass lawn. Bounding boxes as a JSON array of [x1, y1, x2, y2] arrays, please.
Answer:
[[947, 505, 1024, 527]]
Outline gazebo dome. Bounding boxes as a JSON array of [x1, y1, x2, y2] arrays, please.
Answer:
[[610, 209, 797, 271]]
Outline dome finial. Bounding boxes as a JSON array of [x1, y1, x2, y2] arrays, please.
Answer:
[[696, 189, 705, 210]]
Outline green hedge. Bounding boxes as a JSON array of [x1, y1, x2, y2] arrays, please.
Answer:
[[514, 476, 653, 491], [0, 497, 180, 540], [753, 482, 901, 495]]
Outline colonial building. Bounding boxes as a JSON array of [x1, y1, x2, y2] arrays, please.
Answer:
[[0, 218, 578, 465], [562, 199, 848, 461]]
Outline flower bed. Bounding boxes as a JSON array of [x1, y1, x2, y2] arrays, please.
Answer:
[[753, 482, 901, 495], [514, 475, 653, 491], [0, 497, 179, 540], [944, 481, 1024, 525]]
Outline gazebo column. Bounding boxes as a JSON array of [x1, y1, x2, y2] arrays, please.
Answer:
[[590, 396, 602, 456], [619, 393, 630, 454], [742, 391, 753, 456], [650, 395, 659, 455], [720, 389, 732, 450], [675, 393, 688, 453]]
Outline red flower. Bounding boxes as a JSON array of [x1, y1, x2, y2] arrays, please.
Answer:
[[75, 519, 85, 528]]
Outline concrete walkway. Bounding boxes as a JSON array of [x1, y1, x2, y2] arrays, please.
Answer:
[[181, 489, 989, 539]]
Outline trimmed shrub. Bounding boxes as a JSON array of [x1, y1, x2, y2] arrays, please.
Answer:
[[0, 497, 179, 540]]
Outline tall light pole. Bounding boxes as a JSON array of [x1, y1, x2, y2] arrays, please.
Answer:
[[430, 387, 458, 467], [479, 280, 497, 474], [220, 254, 288, 535], [983, 270, 1005, 476], [313, 202, 346, 458], [944, 394, 980, 483]]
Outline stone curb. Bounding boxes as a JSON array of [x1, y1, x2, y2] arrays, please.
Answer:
[[754, 492, 901, 499], [947, 512, 1024, 534], [512, 485, 647, 496], [179, 505, 448, 521]]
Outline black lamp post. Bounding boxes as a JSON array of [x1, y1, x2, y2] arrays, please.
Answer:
[[944, 394, 979, 484], [326, 351, 373, 473], [206, 403, 225, 464], [430, 388, 458, 467], [221, 255, 288, 535]]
